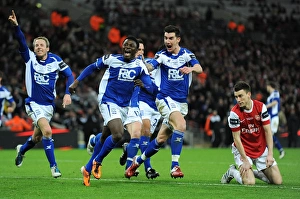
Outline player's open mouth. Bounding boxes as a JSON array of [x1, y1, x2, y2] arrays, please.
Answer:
[[166, 45, 172, 51], [124, 52, 131, 56], [124, 49, 131, 56]]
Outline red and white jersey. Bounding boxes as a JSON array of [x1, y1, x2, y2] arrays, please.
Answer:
[[228, 100, 270, 158]]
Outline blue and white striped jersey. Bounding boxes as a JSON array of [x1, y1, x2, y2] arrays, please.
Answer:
[[77, 54, 152, 107], [0, 86, 15, 117], [14, 26, 74, 107], [266, 90, 280, 118], [148, 47, 200, 103]]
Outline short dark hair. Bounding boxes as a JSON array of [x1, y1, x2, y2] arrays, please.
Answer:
[[124, 35, 139, 49], [164, 25, 181, 37], [137, 38, 144, 45], [267, 81, 277, 89], [0, 71, 3, 78], [234, 81, 251, 93]]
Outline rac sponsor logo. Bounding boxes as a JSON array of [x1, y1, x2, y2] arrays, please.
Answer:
[[168, 69, 183, 81], [34, 72, 49, 85], [118, 68, 136, 81]]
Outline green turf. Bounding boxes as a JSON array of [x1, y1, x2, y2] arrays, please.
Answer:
[[0, 147, 299, 199]]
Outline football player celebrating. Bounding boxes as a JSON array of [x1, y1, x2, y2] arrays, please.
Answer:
[[125, 25, 203, 179], [69, 36, 153, 186], [9, 10, 74, 178]]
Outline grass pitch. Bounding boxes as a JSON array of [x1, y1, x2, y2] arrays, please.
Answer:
[[0, 147, 299, 199]]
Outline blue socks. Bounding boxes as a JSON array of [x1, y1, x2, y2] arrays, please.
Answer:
[[94, 135, 117, 164], [19, 136, 57, 168], [139, 136, 151, 171], [42, 136, 57, 168], [125, 138, 140, 169], [86, 134, 104, 172], [20, 136, 36, 155], [170, 130, 184, 168], [90, 133, 102, 147], [137, 138, 163, 165]]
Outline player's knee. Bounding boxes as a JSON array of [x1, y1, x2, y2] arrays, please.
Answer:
[[130, 130, 141, 138], [242, 170, 256, 185], [243, 178, 256, 185], [175, 119, 186, 132], [156, 136, 167, 145], [273, 179, 282, 185], [43, 130, 52, 138], [272, 176, 283, 185], [141, 129, 151, 136], [175, 124, 186, 132], [111, 132, 123, 143], [169, 115, 186, 131], [170, 121, 186, 132], [32, 135, 42, 143]]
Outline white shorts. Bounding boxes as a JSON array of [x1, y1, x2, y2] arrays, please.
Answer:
[[99, 102, 141, 126], [25, 101, 54, 126], [125, 106, 142, 126], [155, 96, 188, 129], [270, 116, 279, 135], [139, 101, 161, 134], [232, 144, 277, 171]]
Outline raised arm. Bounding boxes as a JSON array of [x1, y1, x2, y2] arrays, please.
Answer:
[[8, 10, 29, 58], [8, 10, 18, 26]]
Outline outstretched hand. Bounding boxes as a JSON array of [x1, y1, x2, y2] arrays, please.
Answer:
[[8, 10, 18, 26], [68, 79, 79, 94], [62, 94, 72, 108]]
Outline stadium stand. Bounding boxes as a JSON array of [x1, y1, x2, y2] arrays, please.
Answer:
[[1, 0, 299, 148]]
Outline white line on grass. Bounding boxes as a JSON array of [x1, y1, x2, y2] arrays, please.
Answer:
[[1, 176, 299, 190]]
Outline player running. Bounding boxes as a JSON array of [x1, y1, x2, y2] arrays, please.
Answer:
[[69, 36, 153, 186], [125, 25, 203, 179], [9, 10, 74, 178]]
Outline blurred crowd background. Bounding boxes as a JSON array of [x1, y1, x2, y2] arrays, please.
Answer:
[[1, 0, 300, 148]]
